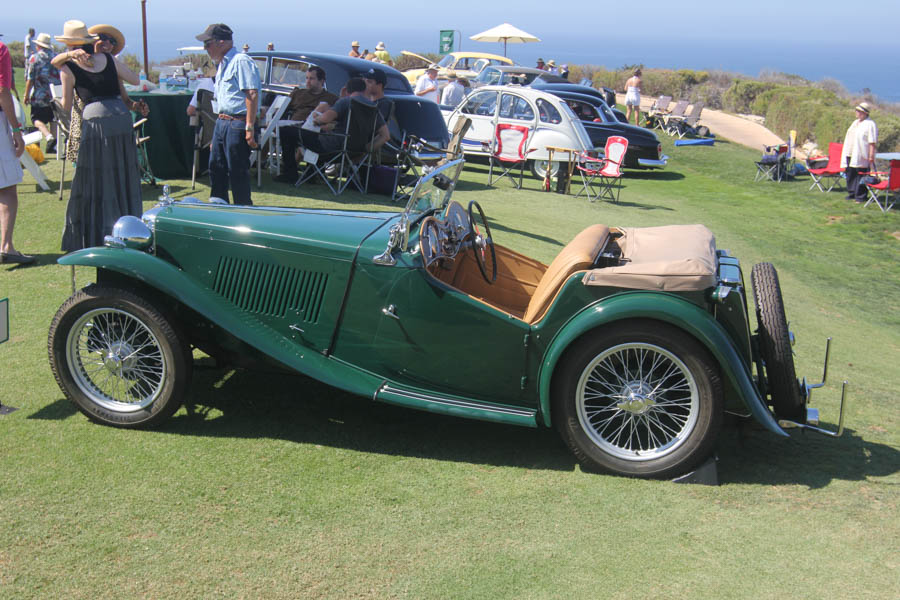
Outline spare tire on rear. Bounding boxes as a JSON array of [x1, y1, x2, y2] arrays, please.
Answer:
[[751, 263, 804, 421]]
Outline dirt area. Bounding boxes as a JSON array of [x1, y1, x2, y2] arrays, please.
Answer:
[[615, 93, 806, 157]]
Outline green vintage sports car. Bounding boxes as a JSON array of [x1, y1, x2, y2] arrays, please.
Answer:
[[47, 160, 847, 479]]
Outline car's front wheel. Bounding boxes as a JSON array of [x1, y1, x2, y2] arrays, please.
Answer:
[[553, 321, 723, 478], [48, 284, 191, 428], [529, 159, 560, 180]]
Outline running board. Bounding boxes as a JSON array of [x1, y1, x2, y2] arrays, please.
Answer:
[[375, 384, 537, 427]]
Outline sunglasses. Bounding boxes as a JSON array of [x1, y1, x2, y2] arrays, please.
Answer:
[[98, 34, 115, 43], [203, 39, 218, 49]]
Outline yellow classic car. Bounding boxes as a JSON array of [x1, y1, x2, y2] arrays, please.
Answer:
[[401, 50, 513, 86]]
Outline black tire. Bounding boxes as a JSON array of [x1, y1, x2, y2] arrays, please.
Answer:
[[529, 159, 560, 180], [751, 263, 804, 421], [48, 284, 191, 428], [553, 320, 723, 479]]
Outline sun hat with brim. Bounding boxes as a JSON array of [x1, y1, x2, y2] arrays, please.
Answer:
[[447, 71, 458, 80], [855, 102, 872, 114], [547, 60, 556, 67], [33, 33, 53, 49], [426, 64, 438, 72], [55, 20, 98, 45], [351, 41, 360, 47], [88, 24, 125, 54], [375, 42, 386, 50]]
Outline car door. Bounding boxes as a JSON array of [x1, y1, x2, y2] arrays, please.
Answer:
[[452, 89, 498, 154], [498, 92, 537, 149]]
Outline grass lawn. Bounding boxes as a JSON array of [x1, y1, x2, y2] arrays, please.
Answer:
[[1, 106, 898, 598]]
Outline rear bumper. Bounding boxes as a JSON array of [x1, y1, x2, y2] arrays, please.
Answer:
[[638, 154, 669, 168]]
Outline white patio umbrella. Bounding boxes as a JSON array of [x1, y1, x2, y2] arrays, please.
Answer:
[[469, 23, 540, 57]]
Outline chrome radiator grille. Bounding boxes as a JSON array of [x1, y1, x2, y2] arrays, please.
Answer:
[[213, 256, 328, 322]]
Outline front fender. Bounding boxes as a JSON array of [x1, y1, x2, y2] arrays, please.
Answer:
[[536, 291, 786, 436], [58, 248, 384, 398]]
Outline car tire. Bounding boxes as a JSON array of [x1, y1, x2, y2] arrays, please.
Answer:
[[751, 262, 804, 421], [553, 320, 723, 479], [530, 159, 560, 180], [48, 284, 191, 428]]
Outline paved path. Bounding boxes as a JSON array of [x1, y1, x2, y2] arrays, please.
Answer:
[[615, 93, 788, 153]]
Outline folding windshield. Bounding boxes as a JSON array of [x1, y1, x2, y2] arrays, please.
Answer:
[[404, 159, 466, 221]]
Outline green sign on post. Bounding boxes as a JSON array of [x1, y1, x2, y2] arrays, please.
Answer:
[[439, 30, 454, 55]]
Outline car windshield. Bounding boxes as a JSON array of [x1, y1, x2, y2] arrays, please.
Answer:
[[404, 159, 465, 221], [500, 71, 541, 85], [436, 55, 455, 68]]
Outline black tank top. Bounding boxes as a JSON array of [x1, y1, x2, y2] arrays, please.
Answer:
[[67, 53, 120, 104]]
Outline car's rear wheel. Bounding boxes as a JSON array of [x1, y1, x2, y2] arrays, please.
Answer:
[[48, 284, 191, 428], [530, 159, 560, 180], [751, 262, 804, 421], [553, 321, 722, 479]]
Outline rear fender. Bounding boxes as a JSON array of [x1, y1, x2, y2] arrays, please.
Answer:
[[536, 292, 786, 436], [58, 248, 383, 398]]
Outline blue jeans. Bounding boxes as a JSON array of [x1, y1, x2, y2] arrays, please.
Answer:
[[209, 118, 252, 205]]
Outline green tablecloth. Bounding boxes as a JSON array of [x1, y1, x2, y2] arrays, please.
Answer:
[[130, 91, 194, 179]]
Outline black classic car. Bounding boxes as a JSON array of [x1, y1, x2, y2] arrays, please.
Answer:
[[248, 51, 450, 147], [553, 90, 669, 169]]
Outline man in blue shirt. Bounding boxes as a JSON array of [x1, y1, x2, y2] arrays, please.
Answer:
[[196, 23, 260, 205]]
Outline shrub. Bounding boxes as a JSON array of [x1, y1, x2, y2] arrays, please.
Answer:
[[723, 80, 776, 113]]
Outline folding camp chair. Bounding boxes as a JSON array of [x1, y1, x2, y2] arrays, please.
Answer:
[[754, 143, 789, 182], [575, 135, 628, 203], [807, 142, 844, 192], [296, 98, 379, 196], [49, 96, 71, 199], [190, 89, 216, 190], [659, 100, 688, 133], [646, 95, 672, 129], [667, 103, 704, 138], [252, 95, 290, 187], [133, 117, 157, 186], [863, 160, 899, 212], [487, 123, 535, 189]]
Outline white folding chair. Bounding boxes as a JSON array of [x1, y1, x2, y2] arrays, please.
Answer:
[[252, 95, 290, 187]]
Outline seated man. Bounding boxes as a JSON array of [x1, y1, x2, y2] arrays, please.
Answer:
[[274, 66, 338, 182], [362, 67, 393, 125], [300, 77, 389, 159]]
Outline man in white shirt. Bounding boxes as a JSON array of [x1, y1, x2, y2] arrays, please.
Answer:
[[440, 72, 466, 107], [842, 101, 878, 202], [24, 28, 36, 62], [414, 65, 439, 103]]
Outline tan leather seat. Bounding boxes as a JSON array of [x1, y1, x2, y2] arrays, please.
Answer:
[[523, 224, 610, 324]]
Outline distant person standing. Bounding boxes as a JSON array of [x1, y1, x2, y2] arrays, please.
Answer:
[[197, 23, 260, 206], [624, 68, 642, 126], [546, 60, 559, 75], [414, 65, 439, 103], [0, 40, 34, 264], [535, 58, 546, 71], [374, 42, 392, 66], [440, 72, 466, 107], [349, 41, 361, 58], [24, 28, 36, 62], [842, 101, 878, 203], [24, 33, 60, 154]]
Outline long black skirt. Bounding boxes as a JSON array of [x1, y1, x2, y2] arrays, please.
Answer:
[[61, 98, 142, 252]]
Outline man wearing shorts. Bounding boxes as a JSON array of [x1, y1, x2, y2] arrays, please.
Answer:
[[24, 33, 60, 153]]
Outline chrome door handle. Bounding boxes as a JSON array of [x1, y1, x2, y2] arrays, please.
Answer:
[[382, 305, 400, 321]]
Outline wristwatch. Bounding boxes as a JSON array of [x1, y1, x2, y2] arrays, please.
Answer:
[[245, 124, 254, 131]]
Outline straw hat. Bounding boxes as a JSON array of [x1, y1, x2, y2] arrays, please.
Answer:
[[375, 41, 386, 51], [447, 70, 458, 80], [89, 24, 125, 55], [547, 59, 556, 67], [351, 40, 360, 47], [55, 20, 98, 45], [855, 101, 872, 114], [33, 33, 53, 49]]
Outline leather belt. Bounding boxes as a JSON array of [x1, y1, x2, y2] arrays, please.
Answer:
[[218, 113, 247, 121]]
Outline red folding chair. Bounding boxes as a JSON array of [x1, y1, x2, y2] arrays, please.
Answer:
[[487, 123, 535, 189], [807, 142, 845, 192], [575, 136, 629, 203], [864, 160, 899, 212]]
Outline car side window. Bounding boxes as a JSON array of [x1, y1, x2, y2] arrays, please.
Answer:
[[537, 99, 562, 124], [461, 91, 498, 116], [252, 57, 269, 84], [483, 68, 500, 85], [271, 58, 309, 87], [499, 94, 534, 121]]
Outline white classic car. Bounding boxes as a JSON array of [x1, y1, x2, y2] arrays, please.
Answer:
[[441, 85, 598, 178]]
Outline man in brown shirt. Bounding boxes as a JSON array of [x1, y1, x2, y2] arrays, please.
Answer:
[[275, 66, 338, 182]]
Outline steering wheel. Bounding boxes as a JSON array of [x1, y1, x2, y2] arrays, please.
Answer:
[[467, 201, 496, 283]]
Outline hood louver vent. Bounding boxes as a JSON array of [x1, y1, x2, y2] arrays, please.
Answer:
[[213, 256, 327, 323]]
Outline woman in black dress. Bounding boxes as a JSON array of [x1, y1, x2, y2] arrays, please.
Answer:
[[55, 20, 145, 252]]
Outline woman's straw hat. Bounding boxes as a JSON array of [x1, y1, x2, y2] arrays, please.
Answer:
[[55, 20, 99, 45], [89, 24, 125, 55], [33, 33, 53, 49]]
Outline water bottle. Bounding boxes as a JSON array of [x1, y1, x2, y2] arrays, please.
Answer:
[[139, 70, 148, 91]]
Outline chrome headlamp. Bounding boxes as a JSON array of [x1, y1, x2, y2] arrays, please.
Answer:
[[104, 216, 153, 250]]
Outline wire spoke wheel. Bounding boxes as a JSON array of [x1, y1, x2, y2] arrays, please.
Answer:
[[49, 284, 191, 428], [554, 321, 722, 478], [577, 342, 699, 460], [67, 308, 167, 412]]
